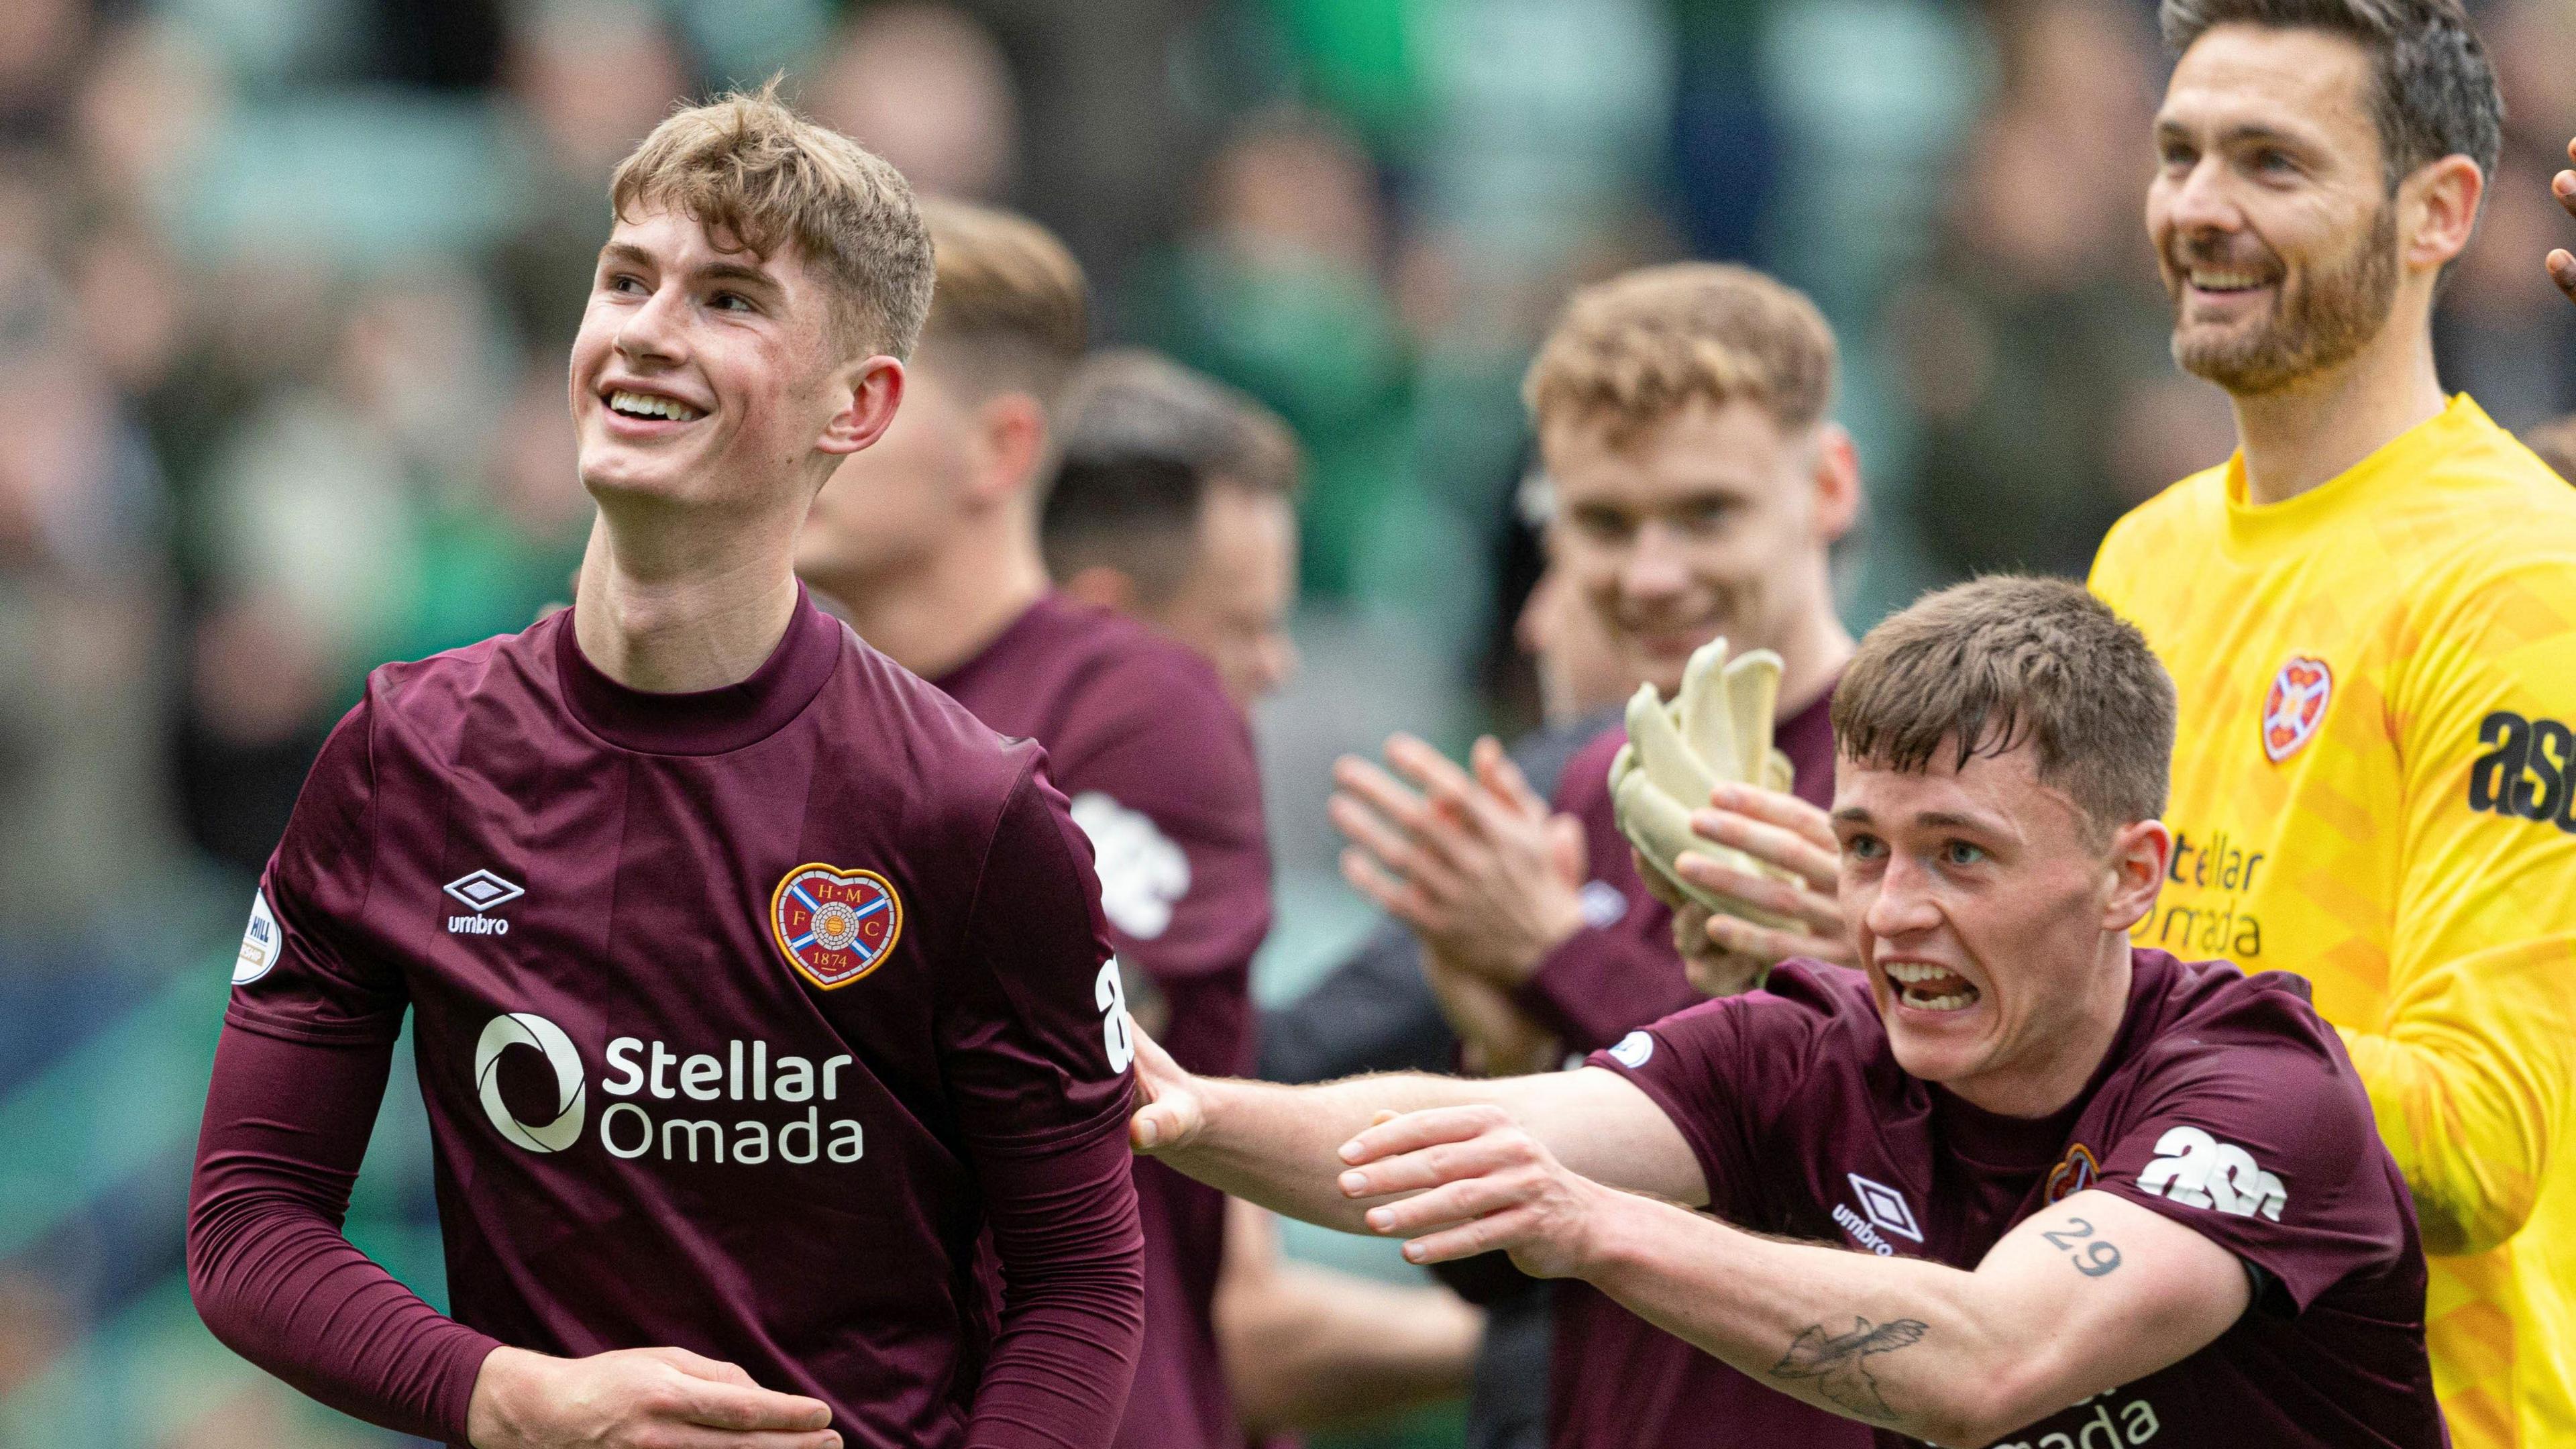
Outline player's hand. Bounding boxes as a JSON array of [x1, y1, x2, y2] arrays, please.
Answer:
[[1332, 1104, 1615, 1281], [2549, 139, 2576, 301], [1669, 784, 1855, 972], [1128, 1027, 1209, 1154], [466, 1344, 839, 1449], [1330, 734, 1588, 987]]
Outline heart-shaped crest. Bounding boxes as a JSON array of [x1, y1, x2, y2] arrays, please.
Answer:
[[2261, 655, 2333, 762], [770, 863, 904, 989]]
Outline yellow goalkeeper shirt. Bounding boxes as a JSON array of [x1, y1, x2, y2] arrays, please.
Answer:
[[2090, 394, 2576, 1448]]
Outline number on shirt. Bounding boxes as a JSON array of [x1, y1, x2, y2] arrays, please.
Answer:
[[1095, 959, 1135, 1073]]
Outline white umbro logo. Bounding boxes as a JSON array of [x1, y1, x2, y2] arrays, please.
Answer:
[[445, 871, 523, 936], [445, 871, 524, 912], [1848, 1173, 1923, 1241], [1831, 1173, 1925, 1256]]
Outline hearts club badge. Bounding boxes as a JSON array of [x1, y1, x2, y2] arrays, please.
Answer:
[[2045, 1143, 2100, 1203], [770, 864, 903, 990], [2260, 656, 2332, 763]]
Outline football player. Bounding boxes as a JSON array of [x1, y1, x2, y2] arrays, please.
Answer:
[[189, 89, 1146, 1449]]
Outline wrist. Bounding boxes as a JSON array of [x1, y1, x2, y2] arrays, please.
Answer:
[[465, 1345, 554, 1448], [1576, 1187, 1680, 1288]]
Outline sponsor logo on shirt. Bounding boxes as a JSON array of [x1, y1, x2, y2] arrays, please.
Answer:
[[1069, 792, 1190, 941], [2259, 655, 2332, 762], [235, 889, 281, 985], [476, 1012, 586, 1152], [1607, 1030, 1654, 1068], [1096, 959, 1135, 1073], [444, 869, 524, 936], [2045, 1142, 2099, 1203], [1833, 1173, 1923, 1255], [2467, 710, 2576, 833], [769, 864, 904, 989], [472, 1011, 866, 1167], [2135, 1125, 2286, 1220], [1986, 1387, 2164, 1448]]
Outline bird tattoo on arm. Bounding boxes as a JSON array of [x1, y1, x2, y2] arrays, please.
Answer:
[[1768, 1316, 1929, 1422]]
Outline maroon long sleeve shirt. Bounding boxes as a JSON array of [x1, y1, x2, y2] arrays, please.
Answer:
[[187, 590, 1146, 1448]]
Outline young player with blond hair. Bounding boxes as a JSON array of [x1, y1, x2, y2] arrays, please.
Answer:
[[189, 91, 1148, 1449], [1326, 262, 1866, 1448]]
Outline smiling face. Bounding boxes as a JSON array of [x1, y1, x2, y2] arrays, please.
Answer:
[[2148, 24, 2404, 395], [1830, 740, 2168, 1114], [569, 207, 894, 517], [1542, 399, 1850, 698]]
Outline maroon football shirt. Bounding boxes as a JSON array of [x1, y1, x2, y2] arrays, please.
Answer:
[[1594, 952, 2443, 1448], [935, 593, 1271, 1449], [190, 589, 1147, 1448], [1521, 684, 1871, 1449]]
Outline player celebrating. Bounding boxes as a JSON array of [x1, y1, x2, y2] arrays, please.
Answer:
[[2088, 2, 2576, 1441], [1328, 263, 1867, 1448], [186, 91, 1146, 1449], [797, 201, 1268, 1449], [1136, 577, 2445, 1449]]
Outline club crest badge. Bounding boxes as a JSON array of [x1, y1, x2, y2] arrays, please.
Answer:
[[2045, 1143, 2099, 1203], [770, 863, 904, 990], [2260, 655, 2332, 762]]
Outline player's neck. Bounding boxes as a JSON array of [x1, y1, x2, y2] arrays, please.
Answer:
[[1774, 589, 1858, 719], [817, 519, 1051, 680], [570, 515, 804, 694], [2228, 311, 2447, 507]]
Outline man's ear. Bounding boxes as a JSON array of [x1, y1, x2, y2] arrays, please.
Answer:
[[818, 356, 906, 455], [2102, 817, 2171, 934], [971, 390, 1050, 507], [1060, 564, 1139, 613], [1809, 423, 1862, 547], [2402, 154, 2485, 274]]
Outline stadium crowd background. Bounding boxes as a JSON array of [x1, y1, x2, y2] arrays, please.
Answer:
[[3, 0, 2575, 1444]]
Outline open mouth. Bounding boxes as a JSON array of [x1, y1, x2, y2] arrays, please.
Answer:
[[604, 388, 706, 423], [1882, 960, 1980, 1012]]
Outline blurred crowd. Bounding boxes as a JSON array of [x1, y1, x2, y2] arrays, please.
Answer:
[[3, 0, 2574, 1444]]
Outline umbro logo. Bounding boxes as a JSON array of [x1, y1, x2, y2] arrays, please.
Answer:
[[445, 870, 523, 936], [1831, 1173, 1923, 1256]]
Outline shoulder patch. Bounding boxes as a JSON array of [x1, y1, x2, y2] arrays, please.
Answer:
[[1607, 1030, 1654, 1068], [234, 889, 281, 985]]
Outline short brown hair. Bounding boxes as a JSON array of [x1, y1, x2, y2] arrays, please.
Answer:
[[2160, 0, 2500, 194], [1833, 576, 2176, 833], [1044, 350, 1301, 600], [1524, 263, 1837, 449], [611, 82, 934, 359], [915, 197, 1088, 405]]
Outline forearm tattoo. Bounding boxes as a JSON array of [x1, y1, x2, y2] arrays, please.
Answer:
[[1768, 1316, 1928, 1423]]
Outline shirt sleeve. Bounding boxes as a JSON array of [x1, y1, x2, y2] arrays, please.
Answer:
[[944, 763, 1147, 1448], [226, 700, 407, 1046], [2351, 547, 2576, 1254], [189, 1019, 500, 1442], [2093, 991, 2408, 1312], [1046, 650, 1270, 1078]]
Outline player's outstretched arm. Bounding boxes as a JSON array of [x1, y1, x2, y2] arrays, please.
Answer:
[[1130, 1030, 1703, 1232], [1340, 1108, 2247, 1446]]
